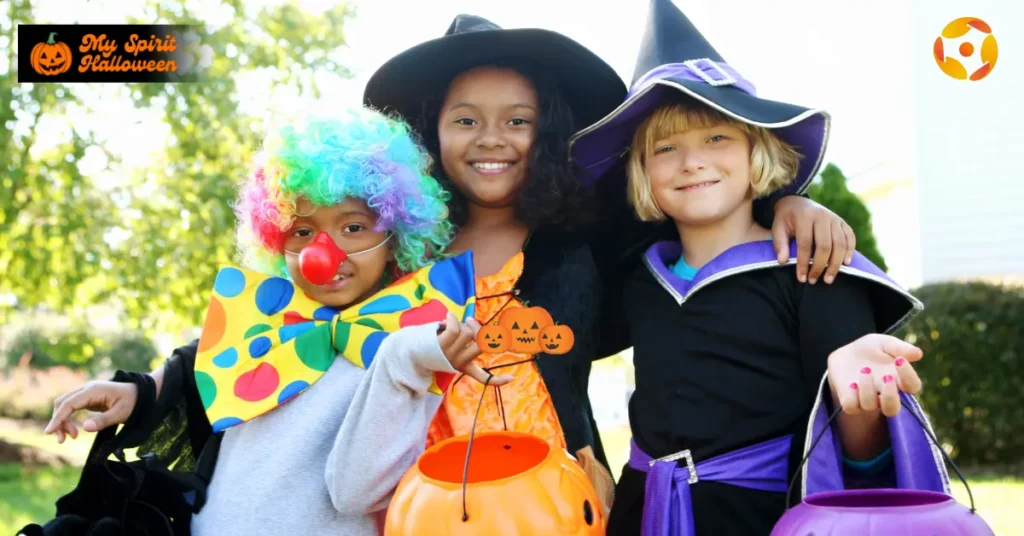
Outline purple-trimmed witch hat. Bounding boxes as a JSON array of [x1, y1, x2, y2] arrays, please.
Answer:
[[569, 0, 830, 194]]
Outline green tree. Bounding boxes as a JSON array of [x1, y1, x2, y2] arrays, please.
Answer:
[[806, 163, 888, 271], [1, 0, 354, 339], [2, 324, 101, 371], [97, 331, 159, 372]]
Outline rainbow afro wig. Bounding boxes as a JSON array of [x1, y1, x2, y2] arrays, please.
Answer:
[[234, 108, 454, 278]]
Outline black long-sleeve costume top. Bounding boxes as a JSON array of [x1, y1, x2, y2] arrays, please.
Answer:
[[606, 259, 879, 535]]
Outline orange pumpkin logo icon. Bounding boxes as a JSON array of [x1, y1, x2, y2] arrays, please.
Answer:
[[30, 32, 73, 76], [933, 18, 997, 81]]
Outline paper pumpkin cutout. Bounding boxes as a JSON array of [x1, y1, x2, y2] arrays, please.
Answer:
[[475, 324, 511, 353], [498, 306, 554, 354], [540, 324, 574, 355]]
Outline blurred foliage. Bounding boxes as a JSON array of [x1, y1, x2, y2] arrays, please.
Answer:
[[3, 326, 99, 370], [806, 163, 888, 271], [897, 281, 1024, 467], [2, 318, 157, 374], [1, 0, 354, 334], [97, 331, 159, 372]]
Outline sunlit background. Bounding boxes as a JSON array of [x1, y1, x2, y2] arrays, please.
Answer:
[[1, 0, 1021, 532]]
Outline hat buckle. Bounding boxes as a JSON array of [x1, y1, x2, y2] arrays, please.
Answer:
[[682, 58, 737, 87]]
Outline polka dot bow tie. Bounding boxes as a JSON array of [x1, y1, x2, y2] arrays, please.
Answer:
[[194, 251, 477, 432]]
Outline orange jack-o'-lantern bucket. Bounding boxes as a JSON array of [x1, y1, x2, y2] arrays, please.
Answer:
[[384, 431, 605, 535]]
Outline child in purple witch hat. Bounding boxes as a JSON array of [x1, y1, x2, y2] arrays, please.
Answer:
[[569, 1, 950, 534], [361, 12, 866, 515]]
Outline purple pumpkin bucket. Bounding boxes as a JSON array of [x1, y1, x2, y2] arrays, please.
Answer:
[[771, 488, 994, 535]]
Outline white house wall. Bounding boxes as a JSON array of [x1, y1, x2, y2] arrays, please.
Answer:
[[910, 0, 1024, 283]]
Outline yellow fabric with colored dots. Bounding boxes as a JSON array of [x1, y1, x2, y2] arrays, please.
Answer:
[[194, 251, 477, 433]]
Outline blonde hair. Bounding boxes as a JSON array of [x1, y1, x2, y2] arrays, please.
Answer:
[[626, 101, 802, 222]]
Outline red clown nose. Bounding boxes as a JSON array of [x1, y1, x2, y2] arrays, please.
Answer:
[[299, 232, 348, 285]]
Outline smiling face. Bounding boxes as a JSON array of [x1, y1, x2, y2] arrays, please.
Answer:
[[476, 324, 512, 353], [31, 37, 72, 75], [282, 198, 392, 308], [498, 306, 554, 354], [644, 121, 753, 226], [437, 66, 539, 210], [627, 102, 802, 226], [540, 324, 574, 355]]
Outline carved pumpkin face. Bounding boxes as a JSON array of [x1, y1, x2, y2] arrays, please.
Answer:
[[540, 324, 574, 355], [31, 32, 72, 76], [498, 306, 554, 354], [385, 431, 605, 535], [476, 324, 511, 353]]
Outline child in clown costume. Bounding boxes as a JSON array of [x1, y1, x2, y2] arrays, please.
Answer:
[[569, 1, 950, 534], [36, 109, 505, 536]]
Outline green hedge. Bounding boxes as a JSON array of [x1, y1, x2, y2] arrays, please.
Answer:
[[898, 281, 1023, 467], [3, 327, 157, 374]]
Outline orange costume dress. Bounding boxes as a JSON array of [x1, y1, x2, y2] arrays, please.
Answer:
[[426, 251, 614, 511]]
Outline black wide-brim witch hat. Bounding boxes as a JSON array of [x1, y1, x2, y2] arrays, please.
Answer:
[[569, 0, 830, 195], [363, 14, 627, 130]]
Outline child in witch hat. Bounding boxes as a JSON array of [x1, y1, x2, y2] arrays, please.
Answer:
[[569, 1, 949, 534], [363, 13, 861, 514]]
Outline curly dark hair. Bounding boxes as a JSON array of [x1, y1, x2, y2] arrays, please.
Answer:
[[410, 58, 596, 233]]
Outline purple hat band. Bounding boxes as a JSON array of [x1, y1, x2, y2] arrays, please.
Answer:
[[630, 59, 757, 98]]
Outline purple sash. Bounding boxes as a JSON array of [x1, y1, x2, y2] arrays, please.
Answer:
[[628, 435, 793, 536]]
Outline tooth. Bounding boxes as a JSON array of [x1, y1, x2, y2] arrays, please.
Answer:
[[473, 162, 510, 170]]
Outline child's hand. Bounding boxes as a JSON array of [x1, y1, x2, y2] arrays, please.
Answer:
[[438, 312, 513, 387], [772, 195, 856, 285], [44, 381, 138, 443], [827, 334, 924, 418]]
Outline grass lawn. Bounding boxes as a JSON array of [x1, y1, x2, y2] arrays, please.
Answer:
[[2, 421, 1021, 535], [0, 464, 81, 534]]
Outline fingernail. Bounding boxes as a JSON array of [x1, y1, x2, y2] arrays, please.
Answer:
[[84, 420, 96, 432], [849, 382, 859, 390], [860, 367, 872, 374], [895, 357, 906, 367], [825, 275, 835, 284], [809, 278, 818, 285], [798, 273, 807, 283], [883, 375, 894, 384]]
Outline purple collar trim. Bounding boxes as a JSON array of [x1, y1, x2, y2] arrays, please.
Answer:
[[643, 240, 921, 332], [631, 59, 757, 97]]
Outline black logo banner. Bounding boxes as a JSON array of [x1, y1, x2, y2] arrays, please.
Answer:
[[18, 24, 211, 83]]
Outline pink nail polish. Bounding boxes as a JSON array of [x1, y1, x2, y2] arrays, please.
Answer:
[[883, 375, 894, 384], [895, 357, 906, 367], [849, 382, 859, 390], [860, 367, 872, 374]]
